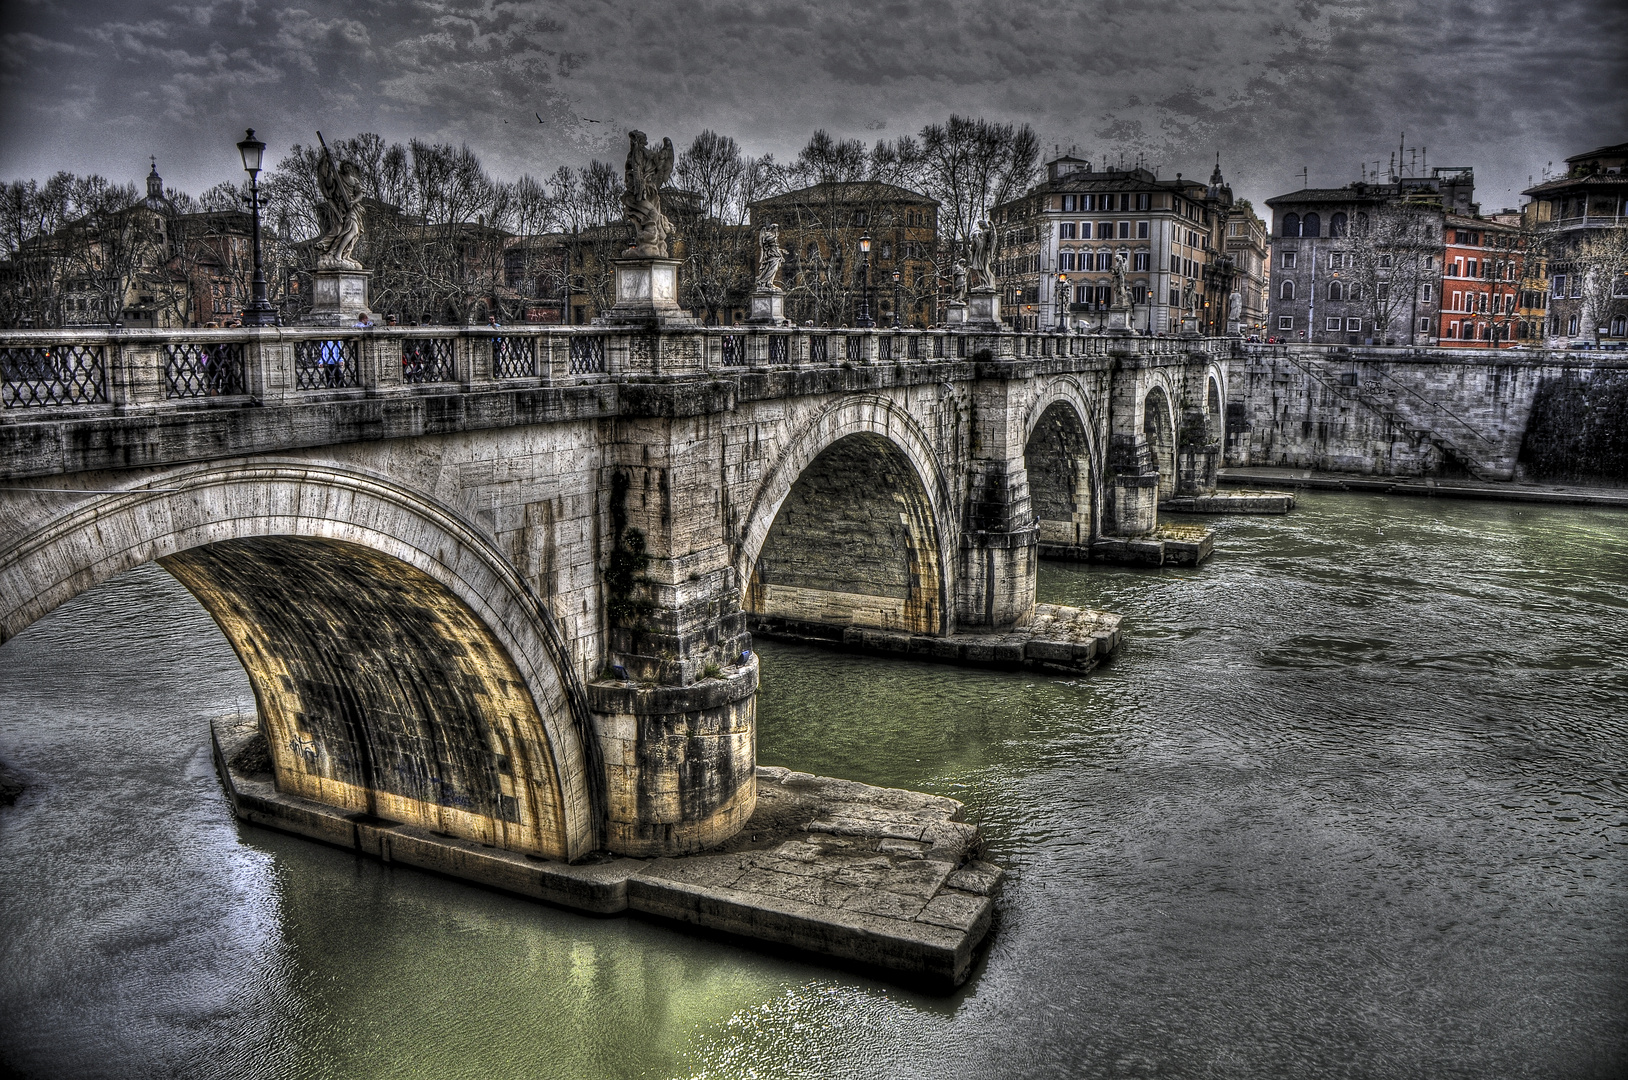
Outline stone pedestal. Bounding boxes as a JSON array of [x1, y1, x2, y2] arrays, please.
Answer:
[[967, 288, 1002, 328], [1227, 318, 1243, 337], [598, 258, 696, 327], [944, 300, 968, 326], [1104, 305, 1134, 336], [1179, 316, 1201, 338], [306, 269, 370, 327], [746, 288, 789, 326]]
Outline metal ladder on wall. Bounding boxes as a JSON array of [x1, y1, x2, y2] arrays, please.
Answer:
[[1279, 351, 1499, 480]]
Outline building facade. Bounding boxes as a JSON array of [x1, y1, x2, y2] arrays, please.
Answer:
[[749, 181, 940, 328], [1264, 169, 1483, 345], [1435, 213, 1531, 347], [991, 155, 1234, 334], [1521, 142, 1628, 345], [1225, 201, 1270, 336]]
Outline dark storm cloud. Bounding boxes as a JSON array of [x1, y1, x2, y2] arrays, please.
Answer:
[[1, 0, 1623, 212]]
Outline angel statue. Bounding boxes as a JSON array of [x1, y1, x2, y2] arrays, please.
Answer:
[[1110, 252, 1130, 309], [755, 223, 784, 291], [1181, 280, 1198, 316], [951, 257, 969, 302], [969, 219, 997, 289], [621, 130, 675, 258], [314, 132, 364, 271]]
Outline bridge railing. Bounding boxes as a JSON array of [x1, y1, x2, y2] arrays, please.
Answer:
[[0, 323, 1237, 415]]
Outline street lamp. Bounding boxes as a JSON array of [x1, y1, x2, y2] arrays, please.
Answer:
[[1056, 272, 1069, 331], [856, 233, 873, 327], [236, 129, 277, 326], [891, 268, 902, 329]]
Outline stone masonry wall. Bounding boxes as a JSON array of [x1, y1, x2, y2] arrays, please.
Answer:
[[1222, 347, 1628, 481]]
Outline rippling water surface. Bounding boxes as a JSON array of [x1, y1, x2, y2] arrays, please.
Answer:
[[1, 491, 1625, 1079]]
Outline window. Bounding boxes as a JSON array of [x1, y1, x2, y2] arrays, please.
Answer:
[[1571, 277, 1583, 298], [1118, 221, 1130, 239], [1378, 284, 1390, 300], [1079, 222, 1092, 239], [1137, 221, 1150, 239], [1477, 292, 1487, 313], [880, 242, 892, 259], [1062, 195, 1075, 212], [1346, 318, 1361, 332], [1172, 289, 1182, 307], [853, 210, 868, 226], [1137, 193, 1151, 211], [1060, 222, 1076, 239], [1098, 221, 1112, 238], [1551, 274, 1565, 295], [1280, 280, 1296, 300], [1229, 223, 1240, 236], [1467, 258, 1478, 278], [1420, 317, 1431, 332], [1303, 213, 1321, 237], [1279, 316, 1294, 330], [1448, 322, 1459, 338], [1452, 291, 1462, 311], [1326, 317, 1342, 331], [1328, 282, 1344, 301], [1282, 251, 1297, 269], [1378, 254, 1392, 268], [1331, 212, 1347, 237], [1283, 213, 1301, 237], [1134, 251, 1149, 271], [1134, 284, 1148, 304], [1422, 283, 1433, 302], [1060, 251, 1076, 271], [1081, 194, 1094, 211]]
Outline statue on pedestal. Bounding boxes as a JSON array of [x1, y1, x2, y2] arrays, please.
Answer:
[[314, 132, 364, 271], [1181, 281, 1198, 317], [621, 130, 676, 258], [952, 258, 969, 302], [969, 220, 997, 289], [1110, 252, 1130, 309], [1228, 290, 1242, 322], [755, 223, 784, 291]]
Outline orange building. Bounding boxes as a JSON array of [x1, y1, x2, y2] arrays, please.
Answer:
[[1435, 214, 1530, 347]]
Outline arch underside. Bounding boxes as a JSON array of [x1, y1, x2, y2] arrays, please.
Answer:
[[1025, 400, 1095, 550], [165, 537, 566, 855], [746, 432, 944, 637], [1144, 384, 1177, 499], [0, 460, 595, 859]]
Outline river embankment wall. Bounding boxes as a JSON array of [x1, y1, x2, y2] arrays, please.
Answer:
[[1225, 346, 1628, 485]]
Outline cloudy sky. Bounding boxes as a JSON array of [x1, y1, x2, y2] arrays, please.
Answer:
[[2, 0, 1624, 217]]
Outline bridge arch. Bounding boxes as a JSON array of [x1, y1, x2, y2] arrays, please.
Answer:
[[0, 460, 600, 861], [1022, 378, 1102, 549], [1143, 382, 1178, 499], [739, 396, 953, 637]]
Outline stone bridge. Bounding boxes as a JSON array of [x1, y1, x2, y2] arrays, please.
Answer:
[[0, 324, 1231, 863]]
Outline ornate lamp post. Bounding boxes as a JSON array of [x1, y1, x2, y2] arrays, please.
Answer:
[[856, 233, 873, 327], [1056, 272, 1069, 330], [891, 268, 902, 329], [236, 129, 277, 326]]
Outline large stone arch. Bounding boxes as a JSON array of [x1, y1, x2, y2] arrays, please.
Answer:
[[0, 459, 600, 861], [1022, 378, 1102, 550], [1143, 382, 1178, 499], [739, 396, 953, 637], [1206, 360, 1228, 443]]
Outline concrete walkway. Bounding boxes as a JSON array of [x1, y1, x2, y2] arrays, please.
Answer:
[[1219, 467, 1628, 509]]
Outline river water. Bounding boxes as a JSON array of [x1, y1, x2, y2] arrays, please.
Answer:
[[1, 491, 1624, 1079]]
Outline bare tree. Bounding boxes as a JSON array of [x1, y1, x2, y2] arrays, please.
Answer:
[[1571, 227, 1628, 341], [916, 116, 1040, 253], [1347, 204, 1440, 345]]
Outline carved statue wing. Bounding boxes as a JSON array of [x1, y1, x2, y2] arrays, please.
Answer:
[[654, 138, 675, 189]]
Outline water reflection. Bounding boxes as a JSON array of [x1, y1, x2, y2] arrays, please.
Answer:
[[1, 492, 1624, 1079]]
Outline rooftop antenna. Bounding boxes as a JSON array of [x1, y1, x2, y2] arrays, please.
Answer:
[[1388, 151, 1396, 183], [1300, 165, 1309, 189]]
